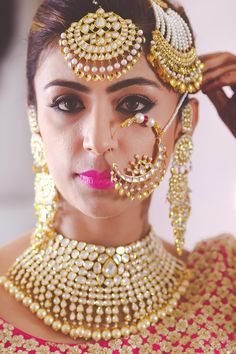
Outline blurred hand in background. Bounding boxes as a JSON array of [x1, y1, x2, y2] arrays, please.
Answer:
[[200, 52, 236, 138]]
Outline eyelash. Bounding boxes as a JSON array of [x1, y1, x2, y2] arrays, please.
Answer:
[[49, 95, 85, 113], [49, 94, 156, 115], [117, 95, 156, 115]]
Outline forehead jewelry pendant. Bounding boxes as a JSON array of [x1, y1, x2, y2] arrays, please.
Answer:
[[59, 7, 145, 81]]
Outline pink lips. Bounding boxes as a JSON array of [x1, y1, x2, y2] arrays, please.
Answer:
[[76, 170, 114, 190]]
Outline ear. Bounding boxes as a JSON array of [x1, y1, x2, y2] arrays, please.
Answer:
[[174, 98, 199, 144]]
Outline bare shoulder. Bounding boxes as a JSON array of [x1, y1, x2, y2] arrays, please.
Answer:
[[0, 232, 32, 275]]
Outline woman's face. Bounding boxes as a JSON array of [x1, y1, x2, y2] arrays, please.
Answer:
[[34, 48, 185, 219]]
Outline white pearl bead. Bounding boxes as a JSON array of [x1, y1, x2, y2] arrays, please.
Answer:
[[131, 49, 137, 56], [44, 315, 54, 326], [84, 66, 90, 72], [91, 67, 98, 73], [102, 330, 111, 340], [147, 117, 155, 128], [92, 331, 101, 341], [114, 63, 121, 69], [77, 63, 83, 70], [107, 65, 113, 72], [63, 47, 70, 54], [121, 59, 127, 66], [99, 66, 106, 73], [135, 113, 145, 124], [71, 58, 78, 65]]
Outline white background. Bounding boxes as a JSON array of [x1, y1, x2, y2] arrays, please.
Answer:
[[0, 0, 235, 249]]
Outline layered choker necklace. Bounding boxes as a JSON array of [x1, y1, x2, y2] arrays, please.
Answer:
[[0, 227, 191, 342]]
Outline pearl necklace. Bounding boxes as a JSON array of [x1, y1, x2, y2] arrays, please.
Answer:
[[0, 227, 191, 342]]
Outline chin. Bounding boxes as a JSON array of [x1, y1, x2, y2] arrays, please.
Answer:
[[71, 190, 131, 219]]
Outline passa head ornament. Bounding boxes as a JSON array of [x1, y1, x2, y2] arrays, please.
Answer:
[[148, 0, 204, 93]]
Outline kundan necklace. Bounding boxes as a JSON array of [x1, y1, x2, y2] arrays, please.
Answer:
[[0, 227, 191, 342]]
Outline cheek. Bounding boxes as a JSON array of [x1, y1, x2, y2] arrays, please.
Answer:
[[37, 105, 79, 180], [41, 127, 75, 183]]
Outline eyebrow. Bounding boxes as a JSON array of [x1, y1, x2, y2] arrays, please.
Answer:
[[44, 77, 162, 93], [107, 77, 162, 93]]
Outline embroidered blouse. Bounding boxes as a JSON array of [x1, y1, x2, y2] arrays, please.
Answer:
[[0, 235, 235, 353]]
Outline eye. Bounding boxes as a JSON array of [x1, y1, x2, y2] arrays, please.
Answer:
[[49, 95, 84, 113], [117, 95, 155, 115]]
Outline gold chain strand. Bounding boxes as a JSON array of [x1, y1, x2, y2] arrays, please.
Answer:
[[0, 227, 191, 342]]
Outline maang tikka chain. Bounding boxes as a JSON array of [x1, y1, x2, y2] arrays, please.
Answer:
[[28, 107, 58, 245], [167, 104, 193, 256]]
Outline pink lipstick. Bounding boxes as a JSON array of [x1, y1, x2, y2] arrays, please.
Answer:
[[76, 170, 114, 190]]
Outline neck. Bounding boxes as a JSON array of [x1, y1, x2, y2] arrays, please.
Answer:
[[55, 198, 151, 247]]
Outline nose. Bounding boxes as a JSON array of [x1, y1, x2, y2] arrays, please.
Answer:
[[82, 106, 118, 156]]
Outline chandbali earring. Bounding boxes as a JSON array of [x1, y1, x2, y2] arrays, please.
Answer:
[[110, 114, 168, 201], [28, 107, 58, 245], [167, 104, 194, 256]]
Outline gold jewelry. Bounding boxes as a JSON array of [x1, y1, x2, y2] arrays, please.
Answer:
[[153, 0, 168, 9], [110, 113, 167, 201], [148, 1, 204, 93], [59, 3, 203, 93], [0, 227, 191, 342], [110, 93, 188, 202], [28, 107, 58, 245], [59, 7, 145, 81], [167, 104, 193, 256]]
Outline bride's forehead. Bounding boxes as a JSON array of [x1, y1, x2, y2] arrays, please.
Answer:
[[36, 49, 161, 88]]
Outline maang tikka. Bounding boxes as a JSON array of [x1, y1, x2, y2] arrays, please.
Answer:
[[59, 7, 145, 81], [28, 107, 58, 245]]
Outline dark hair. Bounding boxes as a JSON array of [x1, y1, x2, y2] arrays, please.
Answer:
[[27, 0, 195, 105]]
